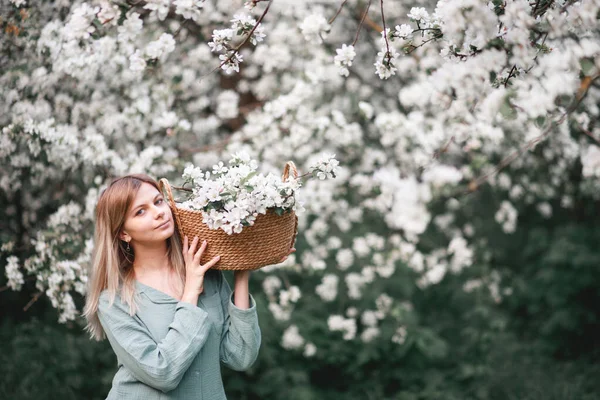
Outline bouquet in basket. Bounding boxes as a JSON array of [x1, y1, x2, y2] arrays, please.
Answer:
[[160, 152, 338, 270]]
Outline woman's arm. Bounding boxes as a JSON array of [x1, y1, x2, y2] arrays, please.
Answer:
[[217, 271, 261, 371], [233, 270, 251, 309], [97, 293, 211, 393]]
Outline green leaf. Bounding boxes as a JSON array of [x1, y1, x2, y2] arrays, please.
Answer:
[[581, 58, 596, 75], [240, 171, 257, 186]]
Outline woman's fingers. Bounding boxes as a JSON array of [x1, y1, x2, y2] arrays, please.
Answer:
[[201, 255, 221, 274], [194, 240, 207, 262], [279, 247, 297, 263], [188, 236, 199, 255]]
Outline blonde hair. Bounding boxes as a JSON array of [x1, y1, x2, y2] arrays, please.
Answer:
[[83, 174, 185, 341]]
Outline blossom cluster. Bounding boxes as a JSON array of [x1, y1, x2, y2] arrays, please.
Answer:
[[208, 13, 266, 74], [180, 152, 337, 234]]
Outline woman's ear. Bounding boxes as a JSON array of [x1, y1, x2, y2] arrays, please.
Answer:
[[119, 231, 131, 243]]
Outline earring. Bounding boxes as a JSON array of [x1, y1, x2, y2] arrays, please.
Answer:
[[126, 241, 130, 252]]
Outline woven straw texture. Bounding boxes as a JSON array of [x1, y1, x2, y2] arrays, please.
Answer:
[[159, 163, 298, 271]]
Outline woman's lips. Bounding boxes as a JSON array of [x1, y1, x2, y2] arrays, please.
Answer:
[[156, 220, 171, 229]]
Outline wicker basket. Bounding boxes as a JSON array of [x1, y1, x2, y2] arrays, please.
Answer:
[[159, 162, 299, 271]]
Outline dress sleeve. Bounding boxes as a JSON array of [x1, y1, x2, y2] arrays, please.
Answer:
[[97, 293, 211, 393], [216, 272, 262, 371]]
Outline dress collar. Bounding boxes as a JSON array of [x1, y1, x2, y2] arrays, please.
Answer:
[[135, 280, 179, 304]]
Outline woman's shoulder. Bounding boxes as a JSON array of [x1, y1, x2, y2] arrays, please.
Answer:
[[98, 287, 129, 314]]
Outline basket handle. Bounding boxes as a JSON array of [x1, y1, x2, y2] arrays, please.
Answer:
[[159, 178, 184, 235], [282, 161, 298, 182], [281, 162, 299, 251]]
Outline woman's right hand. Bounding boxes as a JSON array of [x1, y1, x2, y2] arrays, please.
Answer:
[[182, 236, 221, 297]]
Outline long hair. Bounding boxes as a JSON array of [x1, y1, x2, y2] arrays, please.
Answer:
[[82, 174, 185, 341]]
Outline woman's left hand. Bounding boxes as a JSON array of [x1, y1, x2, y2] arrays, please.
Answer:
[[279, 247, 296, 263]]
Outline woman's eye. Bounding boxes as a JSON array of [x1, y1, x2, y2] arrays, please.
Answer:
[[156, 198, 163, 205], [136, 209, 144, 216]]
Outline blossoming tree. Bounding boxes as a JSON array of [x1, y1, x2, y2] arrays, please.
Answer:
[[2, 0, 600, 381]]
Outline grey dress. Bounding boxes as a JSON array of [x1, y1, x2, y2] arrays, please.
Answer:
[[97, 269, 261, 399]]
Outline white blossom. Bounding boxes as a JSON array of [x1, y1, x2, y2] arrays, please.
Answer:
[[174, 0, 204, 22], [495, 200, 518, 233], [299, 14, 330, 44], [129, 50, 147, 72], [327, 315, 356, 340], [392, 326, 408, 345], [334, 44, 356, 77], [9, 0, 27, 7], [145, 33, 176, 60], [303, 342, 317, 357], [144, 0, 171, 21], [581, 145, 600, 178], [5, 256, 24, 290], [315, 274, 338, 302], [281, 325, 305, 350]]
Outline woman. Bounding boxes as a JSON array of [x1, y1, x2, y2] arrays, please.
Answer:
[[83, 174, 293, 399]]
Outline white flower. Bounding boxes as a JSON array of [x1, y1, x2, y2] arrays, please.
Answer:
[[129, 50, 147, 72], [279, 286, 301, 307], [303, 343, 317, 357], [495, 201, 518, 234], [361, 327, 380, 343], [174, 0, 204, 22], [334, 44, 356, 77], [144, 0, 171, 21], [447, 236, 473, 273], [407, 7, 430, 23], [281, 325, 305, 350], [268, 302, 291, 321], [336, 248, 354, 270], [345, 272, 367, 299], [327, 315, 357, 340], [309, 153, 339, 180], [5, 256, 24, 290], [216, 90, 240, 119], [537, 202, 552, 218], [118, 13, 144, 41], [64, 3, 99, 40], [231, 14, 265, 45], [209, 29, 234, 52], [316, 274, 338, 302], [145, 33, 176, 60], [361, 310, 379, 327], [262, 276, 282, 297], [374, 46, 399, 80], [581, 145, 600, 178], [299, 14, 330, 44], [392, 326, 408, 344], [422, 165, 463, 188], [219, 52, 243, 74], [376, 294, 393, 315], [9, 0, 27, 7], [394, 24, 413, 40], [98, 1, 120, 25]]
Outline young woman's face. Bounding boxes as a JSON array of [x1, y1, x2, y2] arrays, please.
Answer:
[[120, 182, 174, 246]]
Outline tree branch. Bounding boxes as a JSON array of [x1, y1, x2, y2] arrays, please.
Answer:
[[203, 0, 273, 78], [464, 73, 599, 194], [352, 0, 372, 46], [329, 0, 348, 25]]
